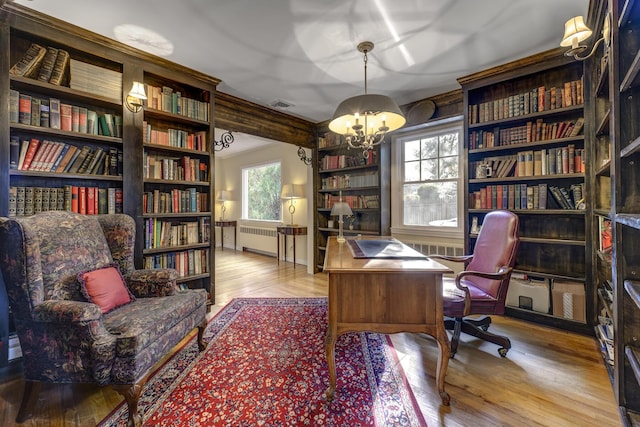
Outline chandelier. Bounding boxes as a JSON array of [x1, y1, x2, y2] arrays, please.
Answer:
[[328, 41, 406, 158]]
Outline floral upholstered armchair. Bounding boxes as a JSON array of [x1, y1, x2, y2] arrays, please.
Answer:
[[0, 211, 209, 426]]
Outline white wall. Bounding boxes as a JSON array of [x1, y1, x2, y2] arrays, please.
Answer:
[[215, 139, 312, 269]]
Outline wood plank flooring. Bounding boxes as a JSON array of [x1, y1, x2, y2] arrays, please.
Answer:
[[0, 249, 621, 426]]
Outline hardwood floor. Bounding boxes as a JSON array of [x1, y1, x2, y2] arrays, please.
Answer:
[[0, 249, 621, 426]]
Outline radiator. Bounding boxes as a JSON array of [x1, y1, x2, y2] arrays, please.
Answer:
[[402, 241, 464, 257], [239, 226, 277, 254], [239, 226, 277, 237]]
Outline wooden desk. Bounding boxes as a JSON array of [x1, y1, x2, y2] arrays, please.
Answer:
[[215, 220, 237, 251], [323, 236, 452, 405], [276, 225, 307, 267]]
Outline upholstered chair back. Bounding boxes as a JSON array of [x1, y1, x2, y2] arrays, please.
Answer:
[[464, 210, 519, 305]]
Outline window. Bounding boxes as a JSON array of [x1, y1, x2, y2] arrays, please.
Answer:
[[242, 161, 282, 221], [396, 120, 462, 231]]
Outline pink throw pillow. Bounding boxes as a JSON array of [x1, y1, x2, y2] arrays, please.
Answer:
[[78, 264, 135, 313]]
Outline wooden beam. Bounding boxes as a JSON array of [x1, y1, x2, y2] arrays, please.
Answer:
[[215, 91, 316, 148]]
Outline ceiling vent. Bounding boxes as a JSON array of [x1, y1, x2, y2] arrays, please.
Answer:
[[269, 99, 294, 109]]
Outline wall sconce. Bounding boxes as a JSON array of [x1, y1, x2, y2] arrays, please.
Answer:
[[561, 14, 610, 61], [125, 81, 147, 113], [281, 184, 305, 226], [297, 146, 312, 166], [330, 191, 353, 243], [217, 190, 232, 221], [214, 130, 234, 151]]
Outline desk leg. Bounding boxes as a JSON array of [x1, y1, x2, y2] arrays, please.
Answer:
[[435, 327, 451, 406], [220, 227, 224, 251], [325, 329, 337, 401], [276, 232, 280, 264], [234, 227, 237, 251]]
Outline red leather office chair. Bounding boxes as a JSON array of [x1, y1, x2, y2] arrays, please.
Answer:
[[431, 210, 519, 358]]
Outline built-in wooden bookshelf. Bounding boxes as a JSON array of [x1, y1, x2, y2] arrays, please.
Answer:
[[609, 0, 640, 423], [0, 4, 219, 367], [313, 131, 390, 271], [141, 72, 214, 291], [458, 49, 591, 334]]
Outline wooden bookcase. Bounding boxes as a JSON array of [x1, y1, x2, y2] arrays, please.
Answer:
[[458, 50, 592, 334], [313, 130, 390, 271], [0, 4, 219, 366], [140, 72, 214, 292], [586, 0, 615, 386], [609, 0, 640, 423]]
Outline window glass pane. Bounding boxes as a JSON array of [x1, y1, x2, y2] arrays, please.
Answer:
[[421, 138, 438, 159], [244, 162, 281, 220], [439, 133, 458, 157], [421, 159, 438, 180], [404, 140, 420, 161], [400, 122, 462, 228], [439, 156, 458, 179], [404, 160, 421, 182], [403, 182, 458, 226]]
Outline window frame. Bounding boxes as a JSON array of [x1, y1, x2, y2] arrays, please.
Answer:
[[241, 160, 283, 223], [391, 116, 464, 238]]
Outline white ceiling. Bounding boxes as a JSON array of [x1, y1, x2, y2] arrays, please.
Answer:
[[12, 0, 589, 156]]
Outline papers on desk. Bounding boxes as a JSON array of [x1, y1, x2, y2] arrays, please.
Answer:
[[346, 238, 428, 259]]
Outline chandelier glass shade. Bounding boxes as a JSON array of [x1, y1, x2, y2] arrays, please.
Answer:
[[329, 41, 405, 158]]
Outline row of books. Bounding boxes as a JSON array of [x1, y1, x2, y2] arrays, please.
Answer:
[[471, 144, 585, 179], [144, 217, 211, 250], [319, 153, 375, 170], [9, 43, 69, 86], [10, 90, 122, 137], [596, 305, 614, 365], [8, 186, 123, 217], [143, 121, 208, 152], [10, 137, 122, 176], [469, 78, 584, 124], [321, 172, 379, 190], [469, 117, 584, 149], [318, 132, 343, 149], [143, 248, 210, 278], [321, 194, 380, 209], [143, 153, 208, 182], [144, 84, 210, 122], [143, 188, 209, 214], [69, 59, 121, 100], [470, 183, 584, 210]]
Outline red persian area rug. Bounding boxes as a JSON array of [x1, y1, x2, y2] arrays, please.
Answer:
[[99, 297, 426, 426]]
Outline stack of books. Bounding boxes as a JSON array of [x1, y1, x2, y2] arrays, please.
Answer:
[[69, 59, 122, 100]]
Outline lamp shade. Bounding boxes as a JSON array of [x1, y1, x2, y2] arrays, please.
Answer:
[[561, 16, 592, 47], [330, 202, 353, 217], [328, 93, 406, 135], [128, 81, 147, 100], [217, 190, 231, 201], [281, 184, 305, 199]]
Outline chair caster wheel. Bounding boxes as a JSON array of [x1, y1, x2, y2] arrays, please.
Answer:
[[498, 348, 509, 357]]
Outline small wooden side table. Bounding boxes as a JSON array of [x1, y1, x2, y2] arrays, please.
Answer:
[[215, 220, 237, 251], [276, 225, 307, 267]]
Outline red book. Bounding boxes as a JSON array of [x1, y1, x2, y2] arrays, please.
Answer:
[[78, 186, 86, 214], [71, 186, 79, 213], [60, 103, 73, 131], [28, 140, 52, 171], [86, 187, 95, 215], [21, 139, 41, 171]]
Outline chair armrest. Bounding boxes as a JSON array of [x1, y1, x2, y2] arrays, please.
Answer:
[[455, 267, 512, 315], [126, 268, 179, 297], [32, 300, 103, 323], [429, 254, 474, 263]]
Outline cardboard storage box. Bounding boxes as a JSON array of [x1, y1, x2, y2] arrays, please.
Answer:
[[552, 280, 586, 323], [506, 275, 550, 313]]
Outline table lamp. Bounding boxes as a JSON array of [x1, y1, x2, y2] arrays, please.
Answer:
[[330, 191, 353, 243], [217, 190, 231, 221], [281, 184, 304, 226]]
